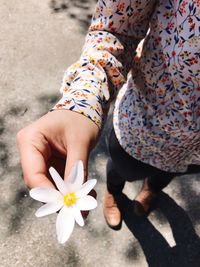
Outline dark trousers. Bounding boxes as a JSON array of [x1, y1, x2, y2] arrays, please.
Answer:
[[107, 129, 200, 195]]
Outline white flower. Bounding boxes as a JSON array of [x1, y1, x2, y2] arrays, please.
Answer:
[[29, 160, 97, 244]]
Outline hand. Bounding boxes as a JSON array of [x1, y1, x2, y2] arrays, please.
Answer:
[[17, 110, 99, 189]]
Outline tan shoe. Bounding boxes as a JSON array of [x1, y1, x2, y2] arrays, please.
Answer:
[[103, 191, 122, 230], [134, 178, 157, 216]]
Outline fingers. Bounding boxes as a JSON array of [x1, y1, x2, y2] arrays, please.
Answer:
[[59, 110, 99, 182], [17, 129, 53, 189], [17, 110, 99, 190], [64, 142, 97, 219], [64, 141, 89, 182]]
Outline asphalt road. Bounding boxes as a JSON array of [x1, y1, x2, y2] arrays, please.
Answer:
[[0, 1, 200, 266]]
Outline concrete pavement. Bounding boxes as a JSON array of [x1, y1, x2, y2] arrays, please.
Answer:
[[0, 1, 200, 266]]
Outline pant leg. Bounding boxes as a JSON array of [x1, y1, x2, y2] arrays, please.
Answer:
[[148, 163, 200, 193], [108, 128, 150, 181], [106, 158, 125, 195], [107, 127, 178, 194], [147, 173, 175, 193]]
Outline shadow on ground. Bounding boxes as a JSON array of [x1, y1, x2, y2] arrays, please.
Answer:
[[116, 192, 200, 267], [178, 175, 200, 225], [49, 0, 96, 32]]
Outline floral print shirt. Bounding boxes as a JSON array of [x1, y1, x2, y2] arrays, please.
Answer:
[[53, 0, 200, 173]]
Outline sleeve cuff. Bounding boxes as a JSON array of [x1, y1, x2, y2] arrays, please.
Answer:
[[51, 95, 103, 129]]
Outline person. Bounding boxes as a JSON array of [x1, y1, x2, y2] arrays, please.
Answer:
[[17, 0, 200, 230]]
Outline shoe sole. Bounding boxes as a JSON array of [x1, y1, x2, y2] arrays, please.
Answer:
[[104, 217, 122, 231]]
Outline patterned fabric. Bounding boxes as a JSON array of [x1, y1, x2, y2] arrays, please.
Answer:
[[53, 0, 200, 173]]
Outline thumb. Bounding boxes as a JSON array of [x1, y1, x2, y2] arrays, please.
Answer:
[[64, 143, 89, 182]]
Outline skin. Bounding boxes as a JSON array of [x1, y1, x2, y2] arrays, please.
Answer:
[[17, 110, 99, 190]]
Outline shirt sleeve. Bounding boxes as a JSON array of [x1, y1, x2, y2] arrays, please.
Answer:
[[52, 0, 156, 128]]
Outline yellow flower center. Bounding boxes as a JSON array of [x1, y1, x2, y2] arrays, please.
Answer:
[[63, 192, 77, 206]]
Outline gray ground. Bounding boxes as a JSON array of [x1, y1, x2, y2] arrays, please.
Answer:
[[0, 1, 200, 266]]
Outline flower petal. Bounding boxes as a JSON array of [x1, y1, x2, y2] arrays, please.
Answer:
[[76, 195, 97, 211], [56, 206, 75, 244], [72, 205, 84, 227], [76, 179, 97, 198], [49, 167, 68, 195], [35, 202, 63, 217], [69, 161, 84, 191], [30, 187, 62, 203], [67, 161, 79, 184]]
